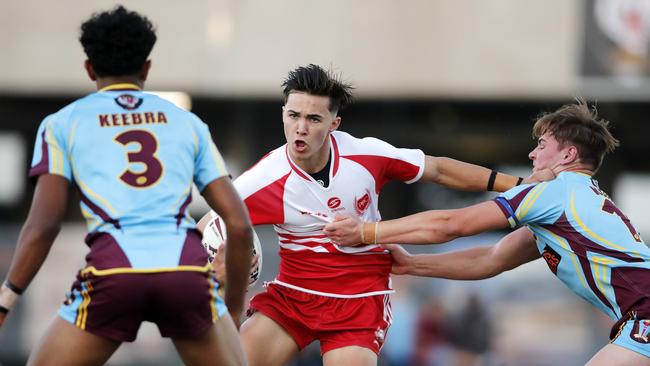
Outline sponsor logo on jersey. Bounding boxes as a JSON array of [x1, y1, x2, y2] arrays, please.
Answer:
[[632, 319, 650, 343], [115, 94, 143, 110], [542, 245, 561, 274], [355, 190, 371, 215], [328, 197, 342, 209]]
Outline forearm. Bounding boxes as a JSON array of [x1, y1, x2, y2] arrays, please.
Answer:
[[6, 223, 60, 290], [365, 211, 460, 245], [425, 156, 521, 193], [408, 246, 499, 280], [223, 227, 253, 316]]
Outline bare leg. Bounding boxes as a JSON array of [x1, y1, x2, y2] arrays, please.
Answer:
[[240, 312, 299, 366], [27, 317, 120, 366], [172, 313, 247, 366], [323, 345, 377, 366], [586, 344, 650, 366]]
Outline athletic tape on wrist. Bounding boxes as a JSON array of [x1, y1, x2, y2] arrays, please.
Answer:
[[0, 284, 19, 311]]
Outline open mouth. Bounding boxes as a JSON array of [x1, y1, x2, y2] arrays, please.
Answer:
[[294, 140, 307, 152]]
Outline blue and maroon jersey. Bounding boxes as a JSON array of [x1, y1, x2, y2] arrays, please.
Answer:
[[494, 172, 650, 331], [29, 83, 228, 271]]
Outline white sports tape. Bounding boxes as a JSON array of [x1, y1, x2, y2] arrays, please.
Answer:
[[0, 284, 19, 310]]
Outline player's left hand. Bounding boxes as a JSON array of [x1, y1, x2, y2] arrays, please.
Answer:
[[212, 248, 260, 287], [523, 168, 556, 184], [323, 214, 364, 246]]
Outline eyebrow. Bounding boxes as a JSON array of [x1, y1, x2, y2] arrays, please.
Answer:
[[538, 138, 546, 144], [286, 109, 324, 119]]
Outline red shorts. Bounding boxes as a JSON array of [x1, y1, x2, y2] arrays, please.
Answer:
[[248, 283, 392, 355]]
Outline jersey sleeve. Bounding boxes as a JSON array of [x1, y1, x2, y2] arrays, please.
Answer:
[[192, 117, 229, 192], [493, 180, 566, 229], [29, 115, 72, 182], [338, 133, 425, 191]]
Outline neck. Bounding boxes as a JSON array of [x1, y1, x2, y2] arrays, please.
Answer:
[[554, 162, 593, 176], [96, 77, 143, 91], [292, 140, 331, 174]]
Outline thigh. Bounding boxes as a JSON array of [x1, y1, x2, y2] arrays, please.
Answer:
[[240, 312, 299, 366], [172, 312, 246, 366], [587, 344, 650, 366], [27, 316, 120, 366], [323, 345, 377, 366], [150, 270, 223, 339]]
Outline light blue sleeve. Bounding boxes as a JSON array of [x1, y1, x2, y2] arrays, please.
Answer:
[[191, 115, 229, 192], [494, 180, 566, 228], [28, 115, 72, 181]]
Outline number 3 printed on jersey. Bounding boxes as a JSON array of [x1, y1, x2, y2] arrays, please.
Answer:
[[114, 130, 163, 188]]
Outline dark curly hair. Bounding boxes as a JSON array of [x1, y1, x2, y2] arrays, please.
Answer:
[[282, 64, 354, 114], [80, 5, 157, 77]]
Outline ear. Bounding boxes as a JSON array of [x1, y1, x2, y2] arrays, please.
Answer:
[[139, 60, 152, 82], [562, 146, 579, 163], [84, 60, 97, 81], [329, 116, 341, 132]]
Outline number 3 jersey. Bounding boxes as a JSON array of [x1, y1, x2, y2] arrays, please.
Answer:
[[494, 172, 650, 331], [29, 84, 228, 271], [233, 131, 425, 297]]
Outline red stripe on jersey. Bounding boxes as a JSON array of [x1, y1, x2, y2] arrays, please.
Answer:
[[331, 135, 340, 176], [278, 233, 328, 240], [341, 155, 421, 193], [277, 249, 392, 295], [284, 146, 310, 180], [244, 172, 291, 225]]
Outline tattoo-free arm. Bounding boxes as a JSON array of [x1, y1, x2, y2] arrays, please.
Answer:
[[391, 227, 540, 279], [201, 177, 253, 328]]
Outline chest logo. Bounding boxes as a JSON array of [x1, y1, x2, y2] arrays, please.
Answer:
[[542, 245, 561, 275], [327, 197, 342, 209], [115, 94, 143, 110], [355, 191, 371, 215]]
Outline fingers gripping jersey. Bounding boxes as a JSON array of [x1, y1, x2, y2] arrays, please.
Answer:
[[232, 131, 425, 297], [29, 86, 229, 270], [494, 172, 650, 332]]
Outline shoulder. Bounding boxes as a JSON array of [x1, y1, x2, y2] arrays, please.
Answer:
[[236, 146, 290, 182], [333, 131, 402, 155]]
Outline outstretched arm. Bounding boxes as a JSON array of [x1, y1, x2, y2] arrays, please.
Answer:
[[201, 176, 253, 328], [324, 200, 510, 246], [422, 156, 555, 192], [1, 175, 69, 327], [388, 227, 540, 279]]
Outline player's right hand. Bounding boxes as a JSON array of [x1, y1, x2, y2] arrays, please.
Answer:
[[383, 244, 413, 275], [523, 168, 556, 184]]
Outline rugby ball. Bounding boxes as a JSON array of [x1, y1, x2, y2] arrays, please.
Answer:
[[201, 211, 262, 287]]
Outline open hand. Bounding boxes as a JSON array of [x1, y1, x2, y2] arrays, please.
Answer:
[[383, 244, 413, 275], [523, 168, 556, 184]]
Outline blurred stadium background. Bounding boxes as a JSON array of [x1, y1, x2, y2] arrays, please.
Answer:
[[1, 1, 649, 365]]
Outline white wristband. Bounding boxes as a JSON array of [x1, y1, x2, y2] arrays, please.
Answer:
[[0, 283, 20, 311]]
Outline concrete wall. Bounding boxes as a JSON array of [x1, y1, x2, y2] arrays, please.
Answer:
[[0, 0, 581, 97]]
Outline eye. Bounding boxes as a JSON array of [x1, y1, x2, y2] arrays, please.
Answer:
[[310, 117, 321, 122]]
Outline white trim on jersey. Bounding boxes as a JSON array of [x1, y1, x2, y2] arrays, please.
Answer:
[[271, 279, 395, 299]]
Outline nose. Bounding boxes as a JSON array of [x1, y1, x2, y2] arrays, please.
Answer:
[[296, 118, 308, 135], [528, 149, 536, 161]]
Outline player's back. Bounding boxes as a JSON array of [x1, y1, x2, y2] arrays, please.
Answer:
[[30, 84, 227, 269], [515, 172, 650, 320]]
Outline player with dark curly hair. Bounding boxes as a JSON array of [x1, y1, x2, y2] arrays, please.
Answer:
[[0, 6, 251, 366]]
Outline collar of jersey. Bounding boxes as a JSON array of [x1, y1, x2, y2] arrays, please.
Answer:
[[285, 133, 340, 182], [99, 83, 142, 92]]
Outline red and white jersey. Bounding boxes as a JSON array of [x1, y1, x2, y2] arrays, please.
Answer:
[[233, 131, 425, 297]]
